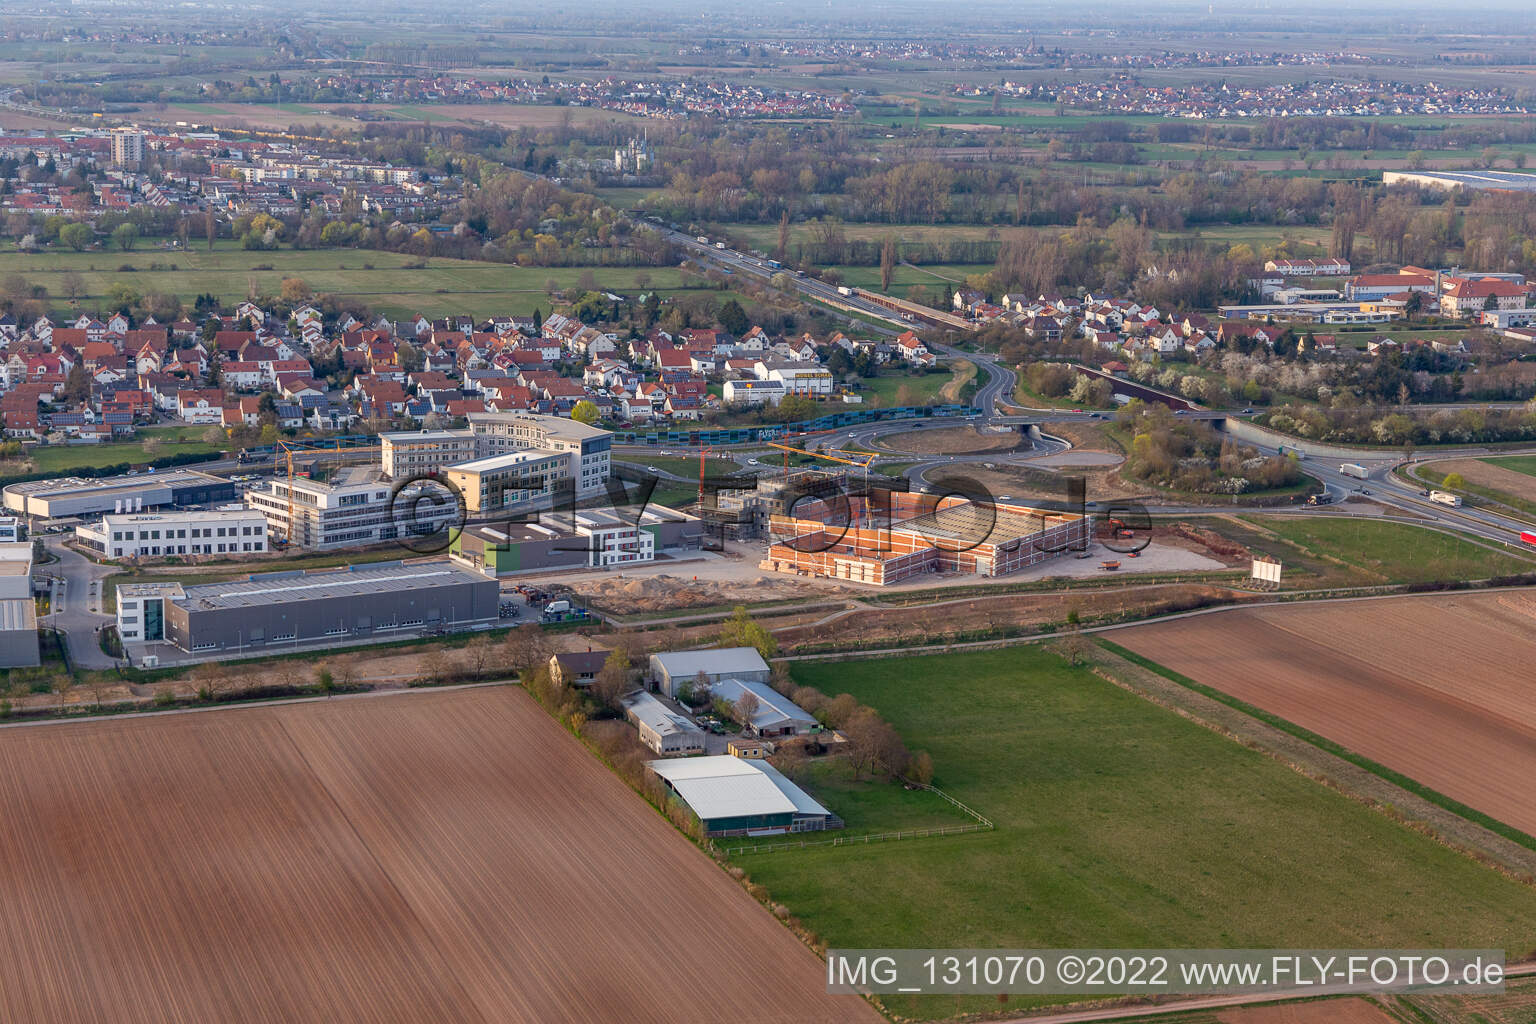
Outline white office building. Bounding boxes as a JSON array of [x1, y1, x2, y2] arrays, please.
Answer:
[[76, 507, 268, 559], [466, 412, 612, 499], [379, 428, 479, 480], [243, 466, 460, 550]]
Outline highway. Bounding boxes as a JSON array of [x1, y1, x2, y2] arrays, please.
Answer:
[[639, 223, 1536, 547]]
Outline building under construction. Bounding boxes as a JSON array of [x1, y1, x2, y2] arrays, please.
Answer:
[[707, 468, 851, 540], [762, 491, 1090, 585]]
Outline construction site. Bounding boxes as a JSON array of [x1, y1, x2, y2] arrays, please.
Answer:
[[761, 488, 1091, 585]]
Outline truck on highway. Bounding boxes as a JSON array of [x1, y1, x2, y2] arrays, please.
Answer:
[[837, 285, 855, 297], [1339, 463, 1369, 480], [696, 235, 709, 244], [1429, 490, 1463, 507]]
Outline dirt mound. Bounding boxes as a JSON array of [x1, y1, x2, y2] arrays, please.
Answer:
[[580, 572, 827, 612], [1168, 522, 1251, 563]]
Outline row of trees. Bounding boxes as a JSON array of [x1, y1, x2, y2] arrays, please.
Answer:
[[1262, 401, 1536, 446], [1123, 402, 1303, 495]]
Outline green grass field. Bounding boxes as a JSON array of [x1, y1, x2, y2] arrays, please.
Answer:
[[1249, 515, 1534, 584], [0, 242, 710, 320], [854, 369, 958, 408], [19, 425, 226, 477], [1482, 454, 1536, 479], [749, 647, 1536, 1021], [611, 454, 743, 479]]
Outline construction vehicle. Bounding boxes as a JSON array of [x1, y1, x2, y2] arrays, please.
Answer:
[[1099, 560, 1121, 571]]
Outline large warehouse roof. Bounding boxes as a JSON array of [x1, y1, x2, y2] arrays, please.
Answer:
[[1385, 170, 1536, 193], [4, 469, 220, 499], [647, 756, 828, 822], [177, 561, 489, 610], [651, 646, 769, 679]]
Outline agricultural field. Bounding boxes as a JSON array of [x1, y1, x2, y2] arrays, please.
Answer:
[[1240, 515, 1536, 584], [0, 687, 877, 1024], [744, 646, 1536, 1021], [1131, 996, 1396, 1024], [1116, 591, 1536, 838], [1422, 456, 1536, 519], [0, 242, 709, 320]]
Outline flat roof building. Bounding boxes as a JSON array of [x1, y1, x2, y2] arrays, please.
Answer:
[[379, 428, 478, 480], [647, 755, 839, 836], [450, 506, 701, 576], [0, 542, 37, 667], [119, 560, 498, 653], [4, 470, 236, 520], [466, 411, 612, 500], [244, 466, 460, 550], [76, 507, 267, 560], [443, 450, 573, 515], [623, 690, 706, 757]]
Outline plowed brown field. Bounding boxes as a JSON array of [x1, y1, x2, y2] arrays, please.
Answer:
[[1216, 997, 1396, 1023], [0, 688, 879, 1024], [1117, 592, 1536, 837], [1432, 458, 1536, 504]]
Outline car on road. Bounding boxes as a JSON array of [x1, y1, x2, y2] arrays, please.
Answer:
[[1175, 410, 1188, 416], [647, 465, 658, 473], [747, 458, 759, 465], [1071, 408, 1082, 413], [1243, 408, 1255, 414]]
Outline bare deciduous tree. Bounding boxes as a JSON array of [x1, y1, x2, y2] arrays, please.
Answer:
[[591, 649, 632, 712], [733, 690, 761, 731]]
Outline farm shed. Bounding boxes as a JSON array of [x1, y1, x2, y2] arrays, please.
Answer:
[[647, 756, 839, 837]]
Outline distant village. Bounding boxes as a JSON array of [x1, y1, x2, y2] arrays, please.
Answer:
[[998, 76, 1528, 119], [0, 126, 457, 223]]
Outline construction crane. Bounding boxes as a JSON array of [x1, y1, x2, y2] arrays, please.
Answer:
[[764, 440, 880, 490], [275, 438, 381, 546]]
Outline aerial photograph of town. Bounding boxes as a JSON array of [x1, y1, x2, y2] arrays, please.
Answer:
[[3, 0, 1536, 1020]]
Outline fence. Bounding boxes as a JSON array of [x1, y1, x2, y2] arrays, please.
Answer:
[[613, 405, 981, 447], [721, 781, 993, 857]]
